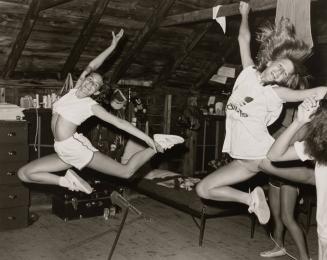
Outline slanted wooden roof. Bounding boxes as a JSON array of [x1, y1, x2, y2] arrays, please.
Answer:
[[0, 0, 326, 93]]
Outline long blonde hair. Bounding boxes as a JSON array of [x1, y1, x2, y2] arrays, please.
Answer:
[[256, 18, 311, 89]]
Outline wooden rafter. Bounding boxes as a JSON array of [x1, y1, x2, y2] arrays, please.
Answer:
[[2, 0, 41, 79], [39, 0, 72, 11], [1, 0, 73, 79], [161, 0, 280, 27], [0, 78, 63, 89], [154, 22, 215, 88], [108, 0, 176, 84], [61, 0, 111, 79], [193, 37, 238, 90]]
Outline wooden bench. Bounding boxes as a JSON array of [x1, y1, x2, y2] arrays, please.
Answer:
[[130, 172, 256, 246]]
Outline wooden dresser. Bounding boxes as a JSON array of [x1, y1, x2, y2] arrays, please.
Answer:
[[0, 120, 29, 230]]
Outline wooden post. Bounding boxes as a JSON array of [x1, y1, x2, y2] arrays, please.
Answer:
[[0, 88, 5, 103], [183, 129, 197, 177], [163, 94, 172, 134]]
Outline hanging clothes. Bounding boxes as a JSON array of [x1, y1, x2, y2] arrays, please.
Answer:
[[275, 0, 313, 49]]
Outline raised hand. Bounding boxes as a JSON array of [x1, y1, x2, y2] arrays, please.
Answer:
[[239, 1, 250, 17], [111, 29, 124, 47], [296, 97, 319, 124]]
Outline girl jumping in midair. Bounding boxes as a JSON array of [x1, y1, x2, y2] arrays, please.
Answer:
[[196, 2, 327, 225], [18, 29, 183, 193]]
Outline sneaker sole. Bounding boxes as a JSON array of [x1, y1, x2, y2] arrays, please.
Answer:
[[252, 187, 270, 224], [260, 249, 286, 257], [66, 170, 93, 194], [153, 134, 184, 150]]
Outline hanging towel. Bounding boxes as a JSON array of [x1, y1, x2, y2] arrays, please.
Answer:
[[275, 0, 313, 49]]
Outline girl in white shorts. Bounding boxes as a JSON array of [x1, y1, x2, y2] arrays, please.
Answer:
[[18, 29, 183, 194]]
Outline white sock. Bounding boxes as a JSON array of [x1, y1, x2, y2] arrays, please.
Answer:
[[58, 176, 70, 188]]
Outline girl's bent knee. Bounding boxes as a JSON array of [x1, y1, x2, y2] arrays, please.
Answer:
[[281, 214, 295, 227], [17, 167, 30, 182], [196, 182, 209, 199]]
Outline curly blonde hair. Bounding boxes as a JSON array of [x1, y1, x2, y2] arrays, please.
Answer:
[[256, 18, 312, 89]]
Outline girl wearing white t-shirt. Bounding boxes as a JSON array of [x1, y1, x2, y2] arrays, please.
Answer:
[[18, 30, 182, 194], [196, 2, 327, 226]]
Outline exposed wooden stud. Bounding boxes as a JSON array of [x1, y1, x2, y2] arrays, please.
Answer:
[[117, 79, 153, 87], [0, 79, 63, 89], [2, 0, 41, 79], [0, 88, 5, 103], [194, 37, 238, 90], [39, 0, 73, 11], [108, 0, 176, 84], [1, 0, 74, 79], [154, 22, 215, 88], [61, 0, 111, 79], [163, 94, 172, 134], [161, 0, 280, 27], [154, 0, 225, 87]]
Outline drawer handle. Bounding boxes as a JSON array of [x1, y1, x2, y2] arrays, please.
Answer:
[[7, 132, 16, 137], [8, 194, 17, 199], [7, 216, 16, 221], [8, 151, 17, 156], [6, 171, 16, 176]]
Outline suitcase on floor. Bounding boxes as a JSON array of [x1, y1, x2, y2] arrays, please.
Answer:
[[52, 177, 123, 221]]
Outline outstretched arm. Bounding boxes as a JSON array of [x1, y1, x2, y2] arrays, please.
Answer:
[[91, 104, 156, 151], [238, 1, 254, 69], [75, 29, 124, 88], [273, 86, 327, 102], [267, 97, 318, 161]]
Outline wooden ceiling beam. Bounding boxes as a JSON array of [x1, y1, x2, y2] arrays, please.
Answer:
[[193, 37, 238, 90], [1, 0, 73, 79], [108, 0, 176, 84], [2, 0, 41, 79], [153, 22, 215, 88], [0, 78, 63, 89], [39, 0, 73, 11], [61, 0, 111, 79], [161, 0, 280, 27]]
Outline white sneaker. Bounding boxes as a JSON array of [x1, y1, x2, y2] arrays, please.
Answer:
[[260, 247, 286, 257], [65, 169, 93, 194], [248, 187, 270, 224], [153, 134, 184, 150]]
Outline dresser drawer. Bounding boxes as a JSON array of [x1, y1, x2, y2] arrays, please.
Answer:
[[0, 185, 29, 208], [0, 207, 28, 230], [0, 162, 26, 185], [0, 122, 27, 144], [0, 144, 28, 162]]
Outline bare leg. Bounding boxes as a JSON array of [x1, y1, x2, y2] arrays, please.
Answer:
[[259, 159, 315, 185], [260, 184, 286, 256], [269, 184, 284, 247], [87, 147, 156, 179], [281, 185, 310, 260], [196, 160, 258, 205], [18, 153, 71, 185]]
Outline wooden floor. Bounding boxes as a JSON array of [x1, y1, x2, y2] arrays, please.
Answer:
[[0, 192, 318, 260]]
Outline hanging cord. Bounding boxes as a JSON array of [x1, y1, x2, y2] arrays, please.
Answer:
[[33, 107, 39, 152], [269, 233, 297, 260]]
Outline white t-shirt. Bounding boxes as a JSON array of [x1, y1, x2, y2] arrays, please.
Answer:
[[53, 89, 98, 125], [294, 141, 327, 240], [222, 66, 284, 159]]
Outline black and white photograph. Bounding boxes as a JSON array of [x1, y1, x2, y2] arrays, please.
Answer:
[[0, 0, 326, 259]]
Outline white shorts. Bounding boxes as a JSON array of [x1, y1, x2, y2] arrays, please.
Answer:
[[54, 133, 98, 170]]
